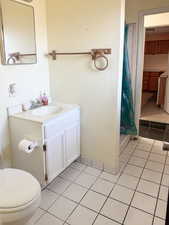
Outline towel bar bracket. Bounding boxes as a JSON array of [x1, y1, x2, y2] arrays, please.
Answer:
[[48, 48, 111, 60], [48, 48, 112, 71]]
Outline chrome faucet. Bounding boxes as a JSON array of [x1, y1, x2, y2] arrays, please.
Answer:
[[30, 99, 43, 109]]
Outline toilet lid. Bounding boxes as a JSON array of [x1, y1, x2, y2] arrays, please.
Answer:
[[0, 169, 41, 209]]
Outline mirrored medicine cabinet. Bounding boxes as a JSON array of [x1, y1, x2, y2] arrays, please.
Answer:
[[0, 0, 37, 65]]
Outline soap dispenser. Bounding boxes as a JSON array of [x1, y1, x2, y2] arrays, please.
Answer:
[[42, 91, 48, 105]]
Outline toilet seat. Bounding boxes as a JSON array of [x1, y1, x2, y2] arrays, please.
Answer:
[[0, 169, 41, 212]]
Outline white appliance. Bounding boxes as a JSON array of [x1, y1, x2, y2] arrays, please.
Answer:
[[9, 103, 80, 187]]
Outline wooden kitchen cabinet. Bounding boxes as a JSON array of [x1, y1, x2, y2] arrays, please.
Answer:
[[149, 75, 159, 91], [142, 72, 149, 91], [145, 40, 169, 55], [143, 71, 164, 91]]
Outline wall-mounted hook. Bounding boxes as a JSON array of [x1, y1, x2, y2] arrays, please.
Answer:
[[48, 50, 57, 60]]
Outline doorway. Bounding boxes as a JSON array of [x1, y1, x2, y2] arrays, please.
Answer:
[[135, 10, 169, 141]]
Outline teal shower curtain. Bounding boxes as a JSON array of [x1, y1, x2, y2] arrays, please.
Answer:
[[120, 25, 137, 135]]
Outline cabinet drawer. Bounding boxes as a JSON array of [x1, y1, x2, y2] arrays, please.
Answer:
[[44, 109, 80, 139]]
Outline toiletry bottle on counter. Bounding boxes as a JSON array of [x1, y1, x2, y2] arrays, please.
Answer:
[[42, 92, 48, 105]]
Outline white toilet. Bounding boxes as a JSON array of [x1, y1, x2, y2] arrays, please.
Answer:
[[0, 168, 41, 225]]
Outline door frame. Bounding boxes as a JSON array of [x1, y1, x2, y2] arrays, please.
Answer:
[[134, 7, 169, 132]]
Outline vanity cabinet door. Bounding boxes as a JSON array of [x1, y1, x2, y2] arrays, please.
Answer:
[[45, 131, 65, 183], [64, 123, 80, 167]]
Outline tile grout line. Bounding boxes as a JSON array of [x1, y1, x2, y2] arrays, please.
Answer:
[[38, 164, 88, 224], [63, 168, 105, 225], [61, 141, 139, 225], [151, 141, 168, 224], [130, 140, 168, 223], [36, 139, 168, 225], [90, 139, 140, 225], [90, 170, 126, 224], [91, 156, 131, 225], [41, 140, 128, 223], [41, 164, 97, 224], [121, 139, 154, 225]]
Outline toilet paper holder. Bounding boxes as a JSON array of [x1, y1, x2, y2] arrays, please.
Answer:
[[18, 138, 40, 154]]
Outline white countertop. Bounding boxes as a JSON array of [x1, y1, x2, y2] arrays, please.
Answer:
[[10, 103, 80, 124]]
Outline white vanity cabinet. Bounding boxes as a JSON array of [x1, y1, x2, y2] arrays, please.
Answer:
[[44, 111, 80, 183], [9, 104, 80, 187]]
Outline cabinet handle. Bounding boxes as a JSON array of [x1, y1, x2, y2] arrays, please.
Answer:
[[43, 144, 47, 152], [45, 173, 48, 181], [43, 144, 48, 182]]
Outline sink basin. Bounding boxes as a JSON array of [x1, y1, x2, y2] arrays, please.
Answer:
[[31, 106, 62, 116]]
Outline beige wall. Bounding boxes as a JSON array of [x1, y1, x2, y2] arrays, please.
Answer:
[[144, 54, 168, 71], [144, 32, 169, 72], [126, 0, 169, 23], [46, 0, 125, 172], [0, 0, 50, 166], [145, 13, 169, 27]]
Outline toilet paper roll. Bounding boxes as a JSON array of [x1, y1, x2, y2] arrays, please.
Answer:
[[18, 139, 38, 154]]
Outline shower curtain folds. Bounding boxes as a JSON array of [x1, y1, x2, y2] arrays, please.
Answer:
[[120, 25, 137, 135]]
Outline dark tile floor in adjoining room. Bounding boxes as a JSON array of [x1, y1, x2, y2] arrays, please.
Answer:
[[140, 120, 169, 142]]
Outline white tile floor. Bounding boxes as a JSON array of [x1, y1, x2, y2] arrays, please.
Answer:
[[27, 137, 168, 225]]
